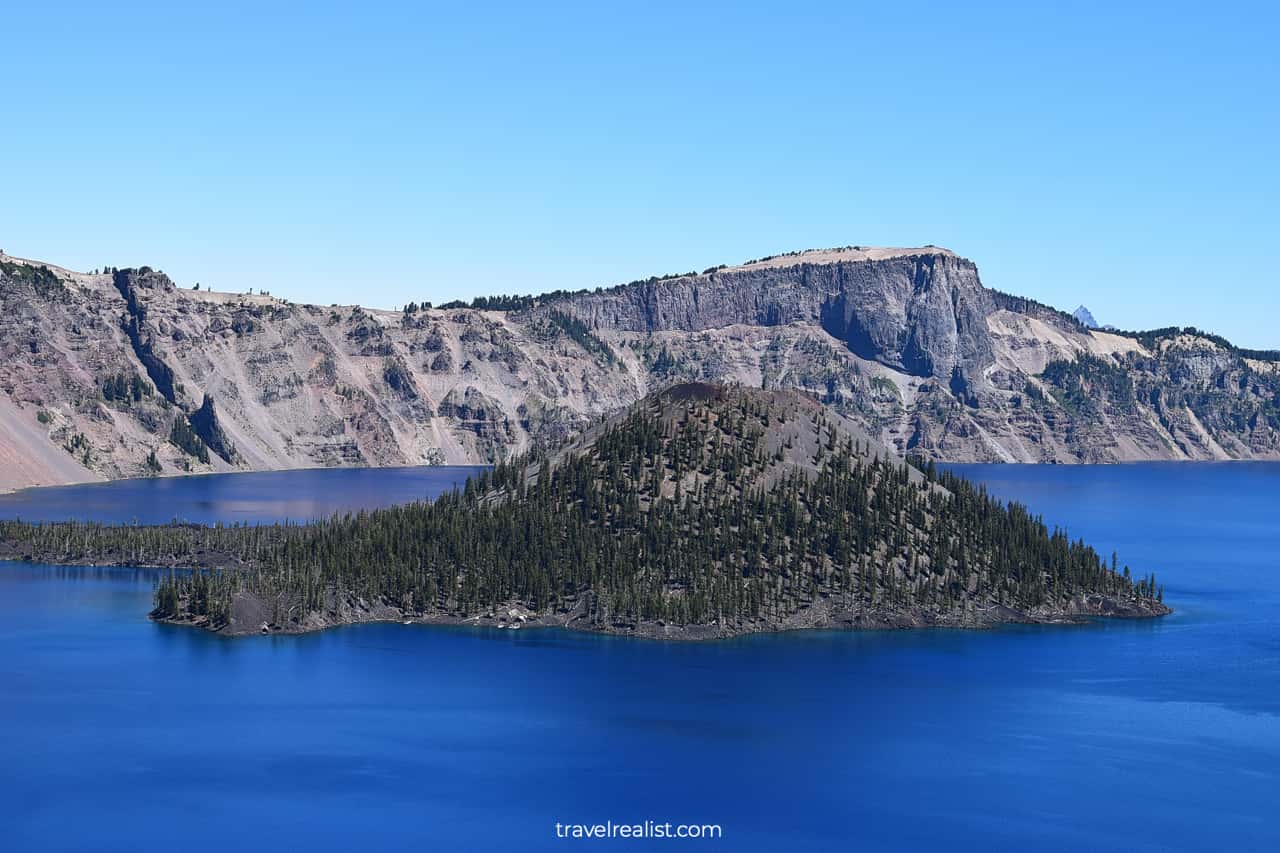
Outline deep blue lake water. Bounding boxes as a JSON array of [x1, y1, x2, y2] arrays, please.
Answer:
[[0, 465, 488, 525], [1, 463, 1278, 852]]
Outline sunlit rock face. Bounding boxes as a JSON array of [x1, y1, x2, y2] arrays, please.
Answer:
[[2, 245, 1278, 491]]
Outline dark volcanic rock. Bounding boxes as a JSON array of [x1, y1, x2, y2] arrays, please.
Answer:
[[112, 268, 180, 404], [189, 394, 239, 464]]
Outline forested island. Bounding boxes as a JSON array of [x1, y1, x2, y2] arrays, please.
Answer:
[[0, 384, 1168, 639]]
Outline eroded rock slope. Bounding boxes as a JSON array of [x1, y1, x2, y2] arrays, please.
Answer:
[[2, 245, 1277, 491]]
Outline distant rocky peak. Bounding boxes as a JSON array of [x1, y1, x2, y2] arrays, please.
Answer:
[[1072, 305, 1099, 328]]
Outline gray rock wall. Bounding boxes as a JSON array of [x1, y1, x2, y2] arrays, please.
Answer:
[[552, 253, 993, 382]]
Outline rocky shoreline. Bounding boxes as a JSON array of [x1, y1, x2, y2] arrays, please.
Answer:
[[152, 589, 1171, 641], [6, 383, 1175, 644]]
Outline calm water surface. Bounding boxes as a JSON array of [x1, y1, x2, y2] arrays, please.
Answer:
[[1, 463, 1277, 852], [0, 465, 488, 524]]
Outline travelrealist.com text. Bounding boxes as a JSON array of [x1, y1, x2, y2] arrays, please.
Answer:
[[555, 821, 722, 840]]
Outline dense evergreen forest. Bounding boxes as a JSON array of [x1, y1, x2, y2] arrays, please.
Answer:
[[0, 384, 1165, 636]]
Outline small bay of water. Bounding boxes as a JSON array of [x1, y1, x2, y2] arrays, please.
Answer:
[[1, 463, 1277, 852]]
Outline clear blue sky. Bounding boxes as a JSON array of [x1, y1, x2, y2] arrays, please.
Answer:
[[3, 1, 1277, 346]]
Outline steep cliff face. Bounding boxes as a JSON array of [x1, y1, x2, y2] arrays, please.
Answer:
[[553, 248, 994, 382], [1, 246, 1278, 492], [112, 267, 180, 403]]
